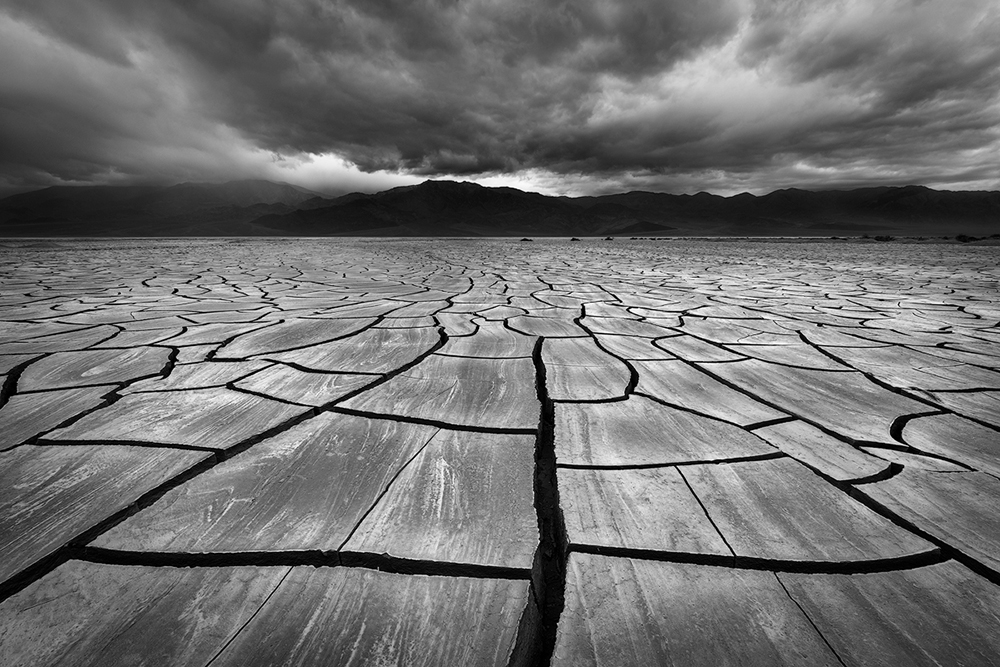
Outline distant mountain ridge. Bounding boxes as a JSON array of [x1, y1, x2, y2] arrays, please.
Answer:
[[0, 180, 330, 236], [1, 179, 997, 237]]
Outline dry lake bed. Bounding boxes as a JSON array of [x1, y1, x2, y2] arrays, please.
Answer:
[[1, 237, 999, 666]]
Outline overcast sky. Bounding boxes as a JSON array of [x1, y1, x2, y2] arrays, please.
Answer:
[[1, 0, 998, 197]]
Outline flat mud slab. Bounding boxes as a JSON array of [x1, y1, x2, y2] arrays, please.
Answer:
[[1, 238, 999, 665]]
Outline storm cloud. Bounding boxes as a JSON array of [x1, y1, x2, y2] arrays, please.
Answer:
[[1, 0, 998, 195]]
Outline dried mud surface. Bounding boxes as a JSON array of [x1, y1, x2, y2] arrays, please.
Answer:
[[1, 238, 999, 666]]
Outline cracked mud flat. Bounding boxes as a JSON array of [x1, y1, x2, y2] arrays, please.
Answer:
[[1, 237, 999, 666]]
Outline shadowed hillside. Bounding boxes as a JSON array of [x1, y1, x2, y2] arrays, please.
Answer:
[[1, 180, 997, 237]]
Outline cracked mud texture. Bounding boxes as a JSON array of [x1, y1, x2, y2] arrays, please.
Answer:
[[1, 237, 999, 666]]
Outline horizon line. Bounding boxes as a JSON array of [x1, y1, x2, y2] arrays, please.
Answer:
[[4, 178, 999, 203]]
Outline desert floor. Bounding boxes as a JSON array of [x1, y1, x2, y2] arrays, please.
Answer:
[[1, 238, 999, 666]]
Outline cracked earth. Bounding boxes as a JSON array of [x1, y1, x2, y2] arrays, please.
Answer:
[[1, 238, 999, 666]]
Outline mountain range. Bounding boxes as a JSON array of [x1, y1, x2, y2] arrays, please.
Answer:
[[1, 179, 997, 237]]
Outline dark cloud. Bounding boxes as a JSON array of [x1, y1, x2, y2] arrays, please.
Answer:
[[0, 0, 997, 196]]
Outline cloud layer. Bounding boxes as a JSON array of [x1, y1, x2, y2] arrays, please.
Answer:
[[2, 0, 998, 195]]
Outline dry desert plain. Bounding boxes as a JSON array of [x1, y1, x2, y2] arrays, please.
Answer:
[[1, 237, 999, 666]]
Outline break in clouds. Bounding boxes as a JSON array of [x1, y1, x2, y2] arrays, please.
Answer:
[[1, 0, 998, 195]]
